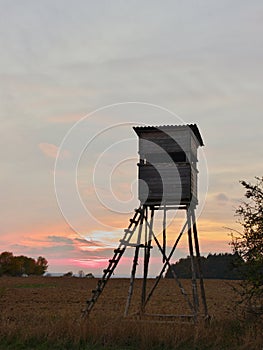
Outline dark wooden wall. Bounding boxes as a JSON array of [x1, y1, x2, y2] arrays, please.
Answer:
[[136, 127, 200, 206]]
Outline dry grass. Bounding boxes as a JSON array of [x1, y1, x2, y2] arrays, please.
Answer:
[[0, 277, 262, 349]]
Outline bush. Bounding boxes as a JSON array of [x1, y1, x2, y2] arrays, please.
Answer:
[[230, 177, 263, 317]]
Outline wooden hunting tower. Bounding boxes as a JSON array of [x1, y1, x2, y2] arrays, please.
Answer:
[[83, 124, 208, 323], [133, 124, 204, 206]]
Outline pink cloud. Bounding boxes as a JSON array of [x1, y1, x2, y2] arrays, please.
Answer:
[[71, 257, 109, 269], [38, 143, 70, 159]]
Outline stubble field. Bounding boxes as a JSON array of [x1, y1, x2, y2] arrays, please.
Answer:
[[0, 276, 262, 349]]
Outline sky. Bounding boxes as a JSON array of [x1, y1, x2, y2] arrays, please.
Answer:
[[0, 1, 262, 276]]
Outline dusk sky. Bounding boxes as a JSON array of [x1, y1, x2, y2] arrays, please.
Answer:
[[1, 1, 262, 276]]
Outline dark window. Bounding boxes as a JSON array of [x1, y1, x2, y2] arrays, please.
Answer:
[[169, 152, 186, 162]]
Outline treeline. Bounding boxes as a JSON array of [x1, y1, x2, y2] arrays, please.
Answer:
[[0, 252, 48, 276], [165, 253, 243, 280]]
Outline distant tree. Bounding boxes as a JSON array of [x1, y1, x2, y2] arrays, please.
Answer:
[[25, 257, 38, 275], [0, 252, 14, 276], [34, 256, 48, 275], [10, 256, 25, 276], [230, 177, 263, 316], [0, 252, 48, 276], [165, 253, 243, 280], [63, 271, 73, 277]]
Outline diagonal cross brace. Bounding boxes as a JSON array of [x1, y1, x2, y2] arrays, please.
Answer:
[[142, 217, 195, 314]]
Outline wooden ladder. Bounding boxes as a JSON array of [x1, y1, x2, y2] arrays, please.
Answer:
[[82, 207, 144, 317]]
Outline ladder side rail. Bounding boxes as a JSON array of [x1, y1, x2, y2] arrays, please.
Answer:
[[84, 247, 126, 315], [124, 208, 145, 316]]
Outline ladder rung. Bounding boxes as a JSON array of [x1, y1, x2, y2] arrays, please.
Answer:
[[103, 268, 111, 273], [124, 229, 132, 233], [119, 239, 128, 245], [114, 248, 124, 253], [135, 208, 142, 213], [120, 240, 144, 248], [129, 218, 138, 223], [92, 289, 101, 293], [109, 259, 117, 263]]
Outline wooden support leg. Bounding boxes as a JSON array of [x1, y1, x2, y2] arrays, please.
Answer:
[[191, 208, 209, 318], [186, 208, 199, 315], [162, 203, 166, 264], [141, 207, 154, 314]]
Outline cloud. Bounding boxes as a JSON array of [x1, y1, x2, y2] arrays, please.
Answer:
[[10, 233, 115, 260], [47, 235, 73, 244], [75, 237, 104, 247], [73, 257, 109, 263], [38, 143, 70, 159], [24, 234, 107, 251], [70, 257, 110, 269], [11, 243, 75, 256]]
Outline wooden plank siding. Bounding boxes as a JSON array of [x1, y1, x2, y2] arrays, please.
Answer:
[[138, 163, 197, 205], [138, 133, 190, 156], [134, 125, 203, 206]]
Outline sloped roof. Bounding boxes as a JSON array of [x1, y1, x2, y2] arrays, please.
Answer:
[[133, 124, 204, 146]]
